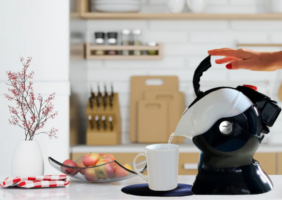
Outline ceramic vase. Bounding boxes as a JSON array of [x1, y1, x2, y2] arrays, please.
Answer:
[[168, 0, 185, 13], [12, 141, 44, 176], [186, 0, 206, 13]]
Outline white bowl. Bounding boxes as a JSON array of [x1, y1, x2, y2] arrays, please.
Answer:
[[186, 0, 206, 13]]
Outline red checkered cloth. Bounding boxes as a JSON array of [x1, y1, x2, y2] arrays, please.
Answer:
[[0, 175, 69, 188]]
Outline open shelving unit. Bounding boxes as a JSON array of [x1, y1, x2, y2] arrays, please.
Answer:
[[79, 0, 282, 20], [85, 43, 163, 60]]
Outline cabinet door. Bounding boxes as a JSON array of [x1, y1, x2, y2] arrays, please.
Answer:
[[71, 152, 277, 175], [254, 153, 276, 175], [278, 153, 282, 175], [178, 153, 199, 175]]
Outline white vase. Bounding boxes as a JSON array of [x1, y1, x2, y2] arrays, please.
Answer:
[[168, 0, 185, 13], [186, 0, 206, 13], [12, 141, 44, 177]]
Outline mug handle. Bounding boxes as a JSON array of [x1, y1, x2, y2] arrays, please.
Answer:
[[133, 152, 148, 182]]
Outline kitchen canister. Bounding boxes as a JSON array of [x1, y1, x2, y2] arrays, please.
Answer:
[[167, 0, 185, 13], [270, 0, 282, 13], [186, 0, 206, 13], [12, 140, 44, 176]]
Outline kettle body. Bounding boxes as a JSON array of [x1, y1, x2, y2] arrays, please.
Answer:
[[174, 56, 281, 195]]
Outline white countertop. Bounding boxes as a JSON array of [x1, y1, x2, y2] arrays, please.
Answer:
[[71, 144, 282, 153], [1, 175, 281, 199]]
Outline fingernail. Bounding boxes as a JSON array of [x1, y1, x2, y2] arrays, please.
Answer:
[[226, 63, 232, 69]]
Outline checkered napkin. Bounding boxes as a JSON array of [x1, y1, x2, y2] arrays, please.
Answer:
[[0, 175, 69, 188]]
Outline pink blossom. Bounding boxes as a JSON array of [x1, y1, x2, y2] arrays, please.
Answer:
[[5, 57, 58, 140]]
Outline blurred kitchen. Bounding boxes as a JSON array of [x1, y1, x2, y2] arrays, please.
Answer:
[[69, 0, 282, 176], [1, 0, 282, 179]]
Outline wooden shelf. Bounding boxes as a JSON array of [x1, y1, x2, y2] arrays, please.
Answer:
[[80, 13, 282, 20], [79, 0, 282, 20], [238, 43, 282, 47], [85, 43, 163, 60], [70, 12, 80, 19]]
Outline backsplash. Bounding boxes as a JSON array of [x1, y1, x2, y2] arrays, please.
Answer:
[[70, 0, 282, 145]]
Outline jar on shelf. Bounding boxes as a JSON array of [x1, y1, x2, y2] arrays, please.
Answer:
[[121, 29, 131, 56], [94, 32, 105, 55], [132, 29, 142, 56], [147, 42, 158, 55], [107, 32, 118, 55]]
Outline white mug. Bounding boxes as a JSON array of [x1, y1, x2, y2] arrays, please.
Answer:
[[133, 144, 179, 191]]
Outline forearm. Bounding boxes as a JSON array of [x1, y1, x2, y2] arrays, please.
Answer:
[[271, 51, 282, 69]]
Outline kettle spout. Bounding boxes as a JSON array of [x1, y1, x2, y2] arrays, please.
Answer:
[[174, 113, 193, 140], [174, 120, 193, 140]]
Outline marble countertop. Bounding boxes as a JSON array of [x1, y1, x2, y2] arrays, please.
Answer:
[[1, 175, 282, 199]]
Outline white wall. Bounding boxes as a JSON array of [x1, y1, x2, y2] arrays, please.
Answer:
[[0, 0, 69, 176], [83, 0, 282, 144]]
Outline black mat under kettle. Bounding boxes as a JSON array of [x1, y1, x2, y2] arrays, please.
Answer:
[[121, 183, 193, 197]]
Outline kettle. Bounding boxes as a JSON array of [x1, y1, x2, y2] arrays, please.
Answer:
[[174, 55, 281, 195]]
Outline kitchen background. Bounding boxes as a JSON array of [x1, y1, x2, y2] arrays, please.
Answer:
[[71, 0, 282, 145], [1, 0, 282, 176]]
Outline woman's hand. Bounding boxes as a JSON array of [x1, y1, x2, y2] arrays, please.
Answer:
[[208, 48, 282, 71]]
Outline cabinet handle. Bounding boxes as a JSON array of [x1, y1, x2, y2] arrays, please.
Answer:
[[183, 164, 198, 170]]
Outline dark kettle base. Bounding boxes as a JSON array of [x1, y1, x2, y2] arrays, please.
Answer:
[[192, 159, 273, 195]]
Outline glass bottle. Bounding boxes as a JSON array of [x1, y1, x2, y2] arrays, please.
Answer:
[[147, 42, 158, 55], [121, 29, 131, 55], [94, 32, 105, 55], [132, 29, 142, 56], [107, 32, 118, 55]]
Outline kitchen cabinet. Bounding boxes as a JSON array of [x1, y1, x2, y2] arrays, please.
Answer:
[[71, 145, 282, 175], [278, 153, 282, 174], [254, 153, 277, 175], [72, 152, 199, 175], [71, 152, 277, 175], [178, 153, 199, 175]]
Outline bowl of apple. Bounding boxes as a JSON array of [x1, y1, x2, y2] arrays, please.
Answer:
[[48, 153, 147, 183]]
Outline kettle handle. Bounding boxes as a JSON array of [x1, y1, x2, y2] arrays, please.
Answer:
[[193, 55, 211, 97]]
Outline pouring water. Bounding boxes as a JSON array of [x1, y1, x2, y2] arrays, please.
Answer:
[[167, 132, 175, 149]]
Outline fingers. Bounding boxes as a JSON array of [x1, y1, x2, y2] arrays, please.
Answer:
[[208, 48, 250, 59], [215, 56, 239, 64], [225, 59, 253, 70]]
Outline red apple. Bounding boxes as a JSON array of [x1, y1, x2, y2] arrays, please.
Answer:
[[103, 154, 116, 168], [84, 168, 99, 182], [114, 164, 132, 178], [61, 159, 79, 175], [82, 153, 100, 167], [95, 159, 114, 179], [78, 163, 86, 175], [99, 153, 106, 157]]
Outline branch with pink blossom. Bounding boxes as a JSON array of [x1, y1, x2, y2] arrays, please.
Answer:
[[5, 57, 58, 140]]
